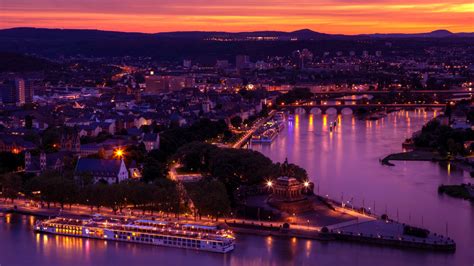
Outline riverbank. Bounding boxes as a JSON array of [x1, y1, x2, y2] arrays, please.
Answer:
[[382, 150, 445, 165], [330, 219, 456, 251], [0, 198, 456, 252], [438, 184, 474, 201]]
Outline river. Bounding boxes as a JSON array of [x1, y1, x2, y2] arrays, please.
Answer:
[[1, 110, 472, 266]]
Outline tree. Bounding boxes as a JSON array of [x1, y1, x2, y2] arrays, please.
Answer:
[[41, 126, 61, 151], [230, 116, 243, 128], [174, 142, 308, 206], [152, 179, 182, 216], [276, 87, 313, 105], [125, 144, 147, 166], [28, 170, 77, 208], [0, 152, 24, 174], [142, 157, 167, 182], [445, 103, 452, 121], [186, 179, 230, 220], [25, 115, 33, 129], [0, 173, 22, 203]]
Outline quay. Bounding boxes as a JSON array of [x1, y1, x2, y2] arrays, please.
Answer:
[[222, 217, 455, 251], [0, 193, 456, 252], [329, 219, 455, 251]]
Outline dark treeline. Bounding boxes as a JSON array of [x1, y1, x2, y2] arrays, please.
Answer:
[[174, 142, 308, 206], [2, 28, 473, 62], [0, 52, 57, 72], [142, 118, 230, 182], [185, 179, 231, 220], [414, 120, 474, 156], [0, 152, 24, 174], [276, 87, 313, 105], [1, 170, 183, 216]]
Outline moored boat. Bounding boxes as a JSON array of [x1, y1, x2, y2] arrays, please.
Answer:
[[274, 111, 285, 122], [34, 217, 235, 253]]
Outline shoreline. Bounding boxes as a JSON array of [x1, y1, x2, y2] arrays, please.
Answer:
[[382, 150, 445, 165], [438, 184, 474, 201], [0, 199, 456, 252]]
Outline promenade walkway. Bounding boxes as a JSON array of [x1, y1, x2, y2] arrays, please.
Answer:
[[231, 110, 276, 148]]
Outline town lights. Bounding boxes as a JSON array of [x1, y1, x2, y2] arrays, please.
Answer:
[[304, 181, 310, 187], [266, 180, 273, 187]]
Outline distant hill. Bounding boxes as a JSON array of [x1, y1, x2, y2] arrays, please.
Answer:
[[367, 29, 474, 38], [2, 27, 472, 41], [0, 27, 472, 60], [155, 28, 474, 40], [155, 28, 347, 40], [0, 52, 55, 72]]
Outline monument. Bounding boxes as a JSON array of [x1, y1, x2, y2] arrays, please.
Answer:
[[267, 158, 314, 214]]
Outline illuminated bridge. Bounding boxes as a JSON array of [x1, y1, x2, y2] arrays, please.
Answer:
[[281, 103, 446, 115], [311, 89, 471, 96]]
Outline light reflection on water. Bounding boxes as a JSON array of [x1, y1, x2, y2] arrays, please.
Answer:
[[0, 110, 472, 266], [253, 110, 473, 266]]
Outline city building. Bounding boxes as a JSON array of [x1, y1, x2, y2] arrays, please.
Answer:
[[74, 158, 129, 184], [145, 75, 192, 94], [236, 55, 250, 69], [0, 134, 35, 153], [60, 128, 81, 152], [24, 151, 72, 175], [0, 78, 33, 105], [183, 59, 192, 68], [142, 133, 160, 151], [267, 159, 314, 214], [216, 60, 230, 70]]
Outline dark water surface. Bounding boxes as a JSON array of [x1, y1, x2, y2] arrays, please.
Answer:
[[1, 110, 472, 266]]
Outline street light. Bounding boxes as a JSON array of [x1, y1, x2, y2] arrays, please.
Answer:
[[266, 180, 273, 188], [114, 148, 124, 159]]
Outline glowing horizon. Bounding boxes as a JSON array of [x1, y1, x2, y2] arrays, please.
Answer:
[[1, 0, 473, 34]]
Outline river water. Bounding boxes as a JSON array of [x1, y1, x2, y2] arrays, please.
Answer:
[[1, 110, 472, 266]]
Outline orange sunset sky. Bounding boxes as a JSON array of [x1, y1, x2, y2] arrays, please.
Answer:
[[1, 0, 473, 34]]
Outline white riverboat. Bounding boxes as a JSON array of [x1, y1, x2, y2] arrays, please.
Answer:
[[274, 111, 285, 122], [34, 217, 235, 253]]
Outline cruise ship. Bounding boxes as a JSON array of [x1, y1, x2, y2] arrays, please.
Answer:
[[274, 111, 285, 122], [34, 217, 235, 253], [251, 128, 278, 143]]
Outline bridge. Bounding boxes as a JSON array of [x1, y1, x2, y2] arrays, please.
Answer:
[[311, 89, 471, 96], [281, 103, 445, 115]]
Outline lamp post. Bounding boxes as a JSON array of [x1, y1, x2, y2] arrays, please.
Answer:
[[266, 180, 273, 188], [114, 148, 125, 159], [303, 181, 310, 193]]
